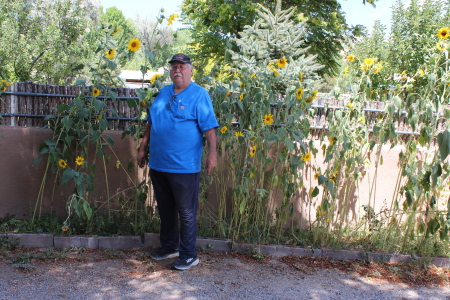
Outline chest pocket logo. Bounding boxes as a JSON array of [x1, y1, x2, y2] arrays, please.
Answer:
[[173, 100, 189, 119]]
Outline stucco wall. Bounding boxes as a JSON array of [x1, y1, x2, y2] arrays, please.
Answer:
[[1, 125, 431, 225], [0, 125, 141, 219]]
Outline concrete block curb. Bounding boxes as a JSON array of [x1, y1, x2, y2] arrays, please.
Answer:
[[4, 233, 54, 248], [98, 236, 143, 249], [322, 249, 366, 260], [197, 238, 232, 252], [144, 233, 160, 247], [2, 232, 450, 268], [54, 236, 99, 249]]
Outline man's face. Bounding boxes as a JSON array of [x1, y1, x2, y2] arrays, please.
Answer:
[[169, 62, 193, 86]]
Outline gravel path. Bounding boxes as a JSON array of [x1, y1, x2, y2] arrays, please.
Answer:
[[1, 250, 449, 300]]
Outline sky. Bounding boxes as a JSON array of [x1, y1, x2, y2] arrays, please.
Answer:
[[99, 0, 397, 31]]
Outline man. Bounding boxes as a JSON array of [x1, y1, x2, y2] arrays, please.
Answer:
[[137, 53, 218, 270]]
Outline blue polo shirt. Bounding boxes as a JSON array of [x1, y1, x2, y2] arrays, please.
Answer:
[[147, 82, 218, 173]]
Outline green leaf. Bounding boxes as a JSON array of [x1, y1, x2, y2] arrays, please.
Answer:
[[266, 134, 278, 142], [57, 104, 69, 113], [72, 64, 84, 72], [126, 98, 137, 108], [108, 60, 117, 70], [94, 99, 106, 112], [145, 49, 155, 61], [91, 130, 101, 142], [426, 218, 440, 237], [311, 186, 319, 197], [110, 108, 120, 120], [392, 96, 402, 109], [32, 157, 43, 166], [74, 79, 86, 86], [108, 90, 117, 101], [444, 109, 450, 119], [62, 117, 73, 131], [318, 175, 327, 185], [61, 169, 76, 185], [437, 130, 450, 161], [98, 119, 109, 131]]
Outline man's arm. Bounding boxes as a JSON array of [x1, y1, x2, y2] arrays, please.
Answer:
[[204, 128, 217, 176], [137, 123, 151, 168]]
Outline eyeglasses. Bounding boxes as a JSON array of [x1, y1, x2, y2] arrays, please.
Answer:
[[166, 94, 176, 110], [169, 65, 189, 71]]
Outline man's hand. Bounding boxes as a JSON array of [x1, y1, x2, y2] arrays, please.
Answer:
[[204, 128, 217, 176], [137, 148, 147, 168], [205, 151, 217, 176]]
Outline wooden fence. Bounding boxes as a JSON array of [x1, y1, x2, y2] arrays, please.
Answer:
[[0, 81, 447, 136], [0, 81, 140, 130]]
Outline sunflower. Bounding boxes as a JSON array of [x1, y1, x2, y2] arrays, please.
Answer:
[[273, 71, 280, 77], [364, 58, 375, 66], [277, 57, 288, 68], [141, 100, 147, 105], [96, 115, 102, 121], [267, 62, 276, 72], [301, 152, 312, 162], [105, 48, 115, 60], [306, 90, 318, 103], [358, 116, 366, 124], [438, 27, 450, 39], [343, 66, 349, 76], [328, 137, 335, 146], [75, 156, 85, 166], [329, 175, 336, 182], [239, 92, 245, 101], [58, 159, 67, 168], [150, 73, 163, 83], [347, 54, 355, 62], [220, 126, 228, 134], [299, 73, 304, 82], [225, 91, 231, 97], [436, 42, 447, 51], [263, 114, 274, 125], [167, 14, 178, 26], [314, 172, 320, 180], [92, 87, 101, 97], [296, 87, 304, 100], [0, 80, 10, 92], [347, 102, 354, 109], [373, 63, 382, 74], [250, 73, 256, 78], [113, 28, 120, 36], [249, 172, 255, 179], [249, 145, 257, 157], [361, 64, 369, 71], [128, 38, 141, 52], [417, 69, 425, 77], [235, 131, 244, 138]]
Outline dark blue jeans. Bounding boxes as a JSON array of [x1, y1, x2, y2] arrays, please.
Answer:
[[149, 169, 200, 259]]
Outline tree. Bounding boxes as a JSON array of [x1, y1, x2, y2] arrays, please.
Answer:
[[0, 0, 99, 84], [227, 1, 323, 95], [182, 0, 362, 80], [389, 0, 449, 75]]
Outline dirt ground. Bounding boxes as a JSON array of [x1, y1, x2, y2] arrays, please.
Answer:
[[1, 248, 450, 300]]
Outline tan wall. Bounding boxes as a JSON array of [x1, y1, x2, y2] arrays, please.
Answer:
[[1, 125, 434, 225], [0, 125, 141, 219]]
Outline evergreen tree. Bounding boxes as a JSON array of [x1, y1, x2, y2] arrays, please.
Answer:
[[227, 0, 323, 96]]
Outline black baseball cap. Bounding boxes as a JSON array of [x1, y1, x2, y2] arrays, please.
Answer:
[[168, 53, 192, 64]]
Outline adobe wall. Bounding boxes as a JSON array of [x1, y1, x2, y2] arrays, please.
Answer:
[[0, 125, 141, 219], [0, 125, 432, 225]]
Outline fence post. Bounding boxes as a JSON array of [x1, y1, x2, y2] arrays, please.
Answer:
[[10, 82, 17, 126]]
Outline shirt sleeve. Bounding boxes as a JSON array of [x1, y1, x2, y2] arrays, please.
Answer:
[[196, 89, 219, 132]]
